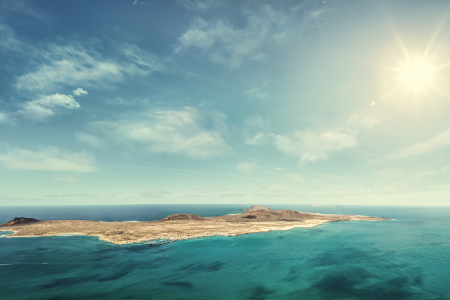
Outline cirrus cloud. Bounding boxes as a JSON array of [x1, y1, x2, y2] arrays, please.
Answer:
[[15, 44, 158, 92]]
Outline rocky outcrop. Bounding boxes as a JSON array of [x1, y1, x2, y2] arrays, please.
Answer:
[[0, 217, 40, 227], [160, 214, 205, 221], [220, 209, 317, 222]]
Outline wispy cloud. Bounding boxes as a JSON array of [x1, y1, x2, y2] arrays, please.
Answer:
[[176, 6, 291, 67], [15, 44, 158, 92], [176, 3, 332, 68], [16, 93, 80, 123], [75, 132, 104, 148], [0, 0, 42, 20], [80, 107, 231, 159], [243, 115, 269, 145], [123, 44, 164, 71], [272, 128, 357, 163], [0, 23, 21, 50], [105, 97, 149, 106], [386, 128, 450, 161], [0, 147, 97, 172]]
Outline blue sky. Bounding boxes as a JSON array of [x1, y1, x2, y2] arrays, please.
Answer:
[[2, 0, 450, 206]]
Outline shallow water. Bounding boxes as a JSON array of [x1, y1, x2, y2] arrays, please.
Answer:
[[1, 205, 449, 300]]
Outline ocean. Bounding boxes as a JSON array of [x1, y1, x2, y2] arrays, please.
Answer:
[[0, 205, 449, 300]]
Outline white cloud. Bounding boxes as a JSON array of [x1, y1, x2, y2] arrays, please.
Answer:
[[75, 132, 104, 148], [373, 168, 407, 182], [73, 88, 88, 96], [176, 6, 292, 67], [85, 107, 231, 159], [33, 93, 80, 109], [386, 128, 450, 161], [15, 45, 153, 92], [0, 147, 97, 172], [243, 87, 269, 101], [237, 162, 258, 175], [273, 128, 357, 163], [16, 93, 80, 123]]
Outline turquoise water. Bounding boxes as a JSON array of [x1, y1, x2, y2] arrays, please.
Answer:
[[1, 205, 449, 300]]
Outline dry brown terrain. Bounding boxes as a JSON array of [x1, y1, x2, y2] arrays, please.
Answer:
[[0, 209, 390, 245]]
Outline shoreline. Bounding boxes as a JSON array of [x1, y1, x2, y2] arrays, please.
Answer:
[[0, 220, 328, 244]]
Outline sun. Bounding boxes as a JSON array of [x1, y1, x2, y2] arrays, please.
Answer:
[[396, 57, 436, 94]]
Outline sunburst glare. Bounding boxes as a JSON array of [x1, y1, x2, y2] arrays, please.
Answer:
[[396, 57, 435, 93]]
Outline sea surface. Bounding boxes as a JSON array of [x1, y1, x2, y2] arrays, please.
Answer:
[[0, 205, 449, 300]]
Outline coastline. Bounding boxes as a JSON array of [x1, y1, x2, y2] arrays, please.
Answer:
[[0, 222, 325, 245]]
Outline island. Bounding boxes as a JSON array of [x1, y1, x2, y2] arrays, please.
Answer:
[[0, 208, 390, 245], [311, 204, 346, 207]]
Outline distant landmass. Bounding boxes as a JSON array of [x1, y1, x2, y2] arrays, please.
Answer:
[[0, 206, 389, 245], [311, 204, 346, 207], [239, 205, 271, 211]]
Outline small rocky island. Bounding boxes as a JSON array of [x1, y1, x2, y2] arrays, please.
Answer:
[[0, 207, 390, 245]]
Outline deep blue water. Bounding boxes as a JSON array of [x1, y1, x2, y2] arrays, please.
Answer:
[[0, 205, 449, 300]]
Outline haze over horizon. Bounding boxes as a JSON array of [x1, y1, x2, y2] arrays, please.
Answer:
[[2, 0, 450, 206]]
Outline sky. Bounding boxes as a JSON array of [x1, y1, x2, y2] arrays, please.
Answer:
[[2, 0, 450, 206]]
